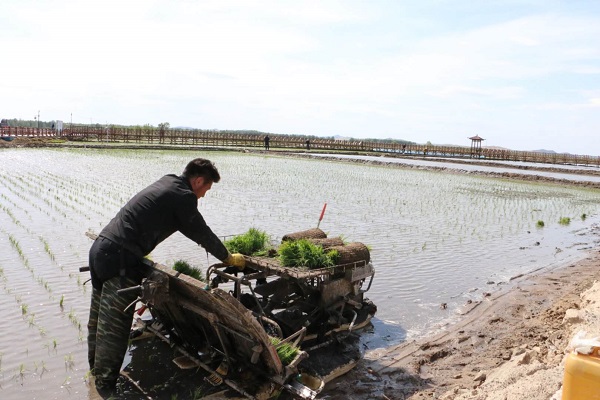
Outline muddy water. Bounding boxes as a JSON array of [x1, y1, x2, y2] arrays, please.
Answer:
[[1, 148, 600, 399]]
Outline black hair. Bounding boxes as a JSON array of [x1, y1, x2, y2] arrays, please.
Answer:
[[182, 158, 221, 183]]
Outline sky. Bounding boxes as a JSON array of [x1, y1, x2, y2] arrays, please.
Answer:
[[1, 1, 599, 155]]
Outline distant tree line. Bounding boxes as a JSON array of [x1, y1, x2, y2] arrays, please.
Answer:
[[2, 118, 418, 145], [201, 129, 416, 145], [3, 118, 55, 129]]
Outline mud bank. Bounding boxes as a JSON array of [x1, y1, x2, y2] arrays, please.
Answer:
[[281, 152, 600, 190], [321, 243, 600, 400]]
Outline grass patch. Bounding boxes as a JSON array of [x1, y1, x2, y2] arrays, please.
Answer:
[[278, 239, 339, 269], [224, 228, 270, 256], [172, 260, 204, 281]]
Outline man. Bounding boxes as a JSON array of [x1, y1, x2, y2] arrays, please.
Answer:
[[87, 158, 245, 393], [264, 135, 270, 150]]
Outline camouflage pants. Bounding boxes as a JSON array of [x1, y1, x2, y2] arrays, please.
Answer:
[[87, 275, 138, 390]]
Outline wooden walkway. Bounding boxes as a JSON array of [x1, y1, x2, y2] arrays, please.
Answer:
[[1, 126, 599, 167]]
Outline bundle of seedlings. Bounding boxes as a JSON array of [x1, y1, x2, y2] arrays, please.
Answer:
[[307, 237, 344, 249], [326, 242, 371, 266], [269, 336, 301, 365], [278, 239, 340, 269], [172, 260, 204, 281], [224, 228, 271, 256], [281, 228, 327, 242]]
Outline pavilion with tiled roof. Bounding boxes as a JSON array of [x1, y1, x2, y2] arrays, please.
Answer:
[[468, 135, 485, 158]]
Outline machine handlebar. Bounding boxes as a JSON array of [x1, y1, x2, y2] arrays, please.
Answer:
[[116, 285, 142, 296]]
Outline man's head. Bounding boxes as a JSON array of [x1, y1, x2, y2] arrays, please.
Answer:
[[183, 158, 221, 199]]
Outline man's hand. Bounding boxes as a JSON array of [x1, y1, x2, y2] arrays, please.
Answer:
[[224, 253, 246, 270]]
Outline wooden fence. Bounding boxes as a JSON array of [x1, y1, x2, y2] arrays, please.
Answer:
[[1, 126, 599, 167]]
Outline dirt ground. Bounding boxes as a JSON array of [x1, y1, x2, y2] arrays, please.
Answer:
[[321, 244, 600, 400]]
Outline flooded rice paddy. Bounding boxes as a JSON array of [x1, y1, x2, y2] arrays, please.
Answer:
[[2, 148, 600, 399]]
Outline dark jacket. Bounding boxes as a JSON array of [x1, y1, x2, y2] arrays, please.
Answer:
[[99, 174, 229, 261]]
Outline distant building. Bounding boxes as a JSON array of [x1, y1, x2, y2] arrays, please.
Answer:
[[0, 119, 8, 128]]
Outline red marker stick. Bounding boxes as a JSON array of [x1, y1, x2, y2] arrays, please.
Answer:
[[317, 203, 327, 228]]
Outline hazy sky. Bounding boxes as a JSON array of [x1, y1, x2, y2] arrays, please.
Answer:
[[1, 1, 599, 154]]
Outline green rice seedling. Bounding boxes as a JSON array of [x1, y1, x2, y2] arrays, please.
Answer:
[[39, 236, 56, 261], [18, 363, 27, 380], [63, 375, 72, 393], [278, 239, 337, 269], [172, 260, 204, 281], [269, 337, 300, 365], [581, 213, 587, 221], [4, 208, 21, 227], [21, 303, 28, 315], [40, 361, 48, 377], [59, 294, 64, 308], [64, 353, 75, 371], [224, 228, 271, 256], [536, 220, 545, 228], [83, 370, 92, 385], [67, 308, 81, 330], [559, 217, 571, 225], [8, 234, 24, 259]]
